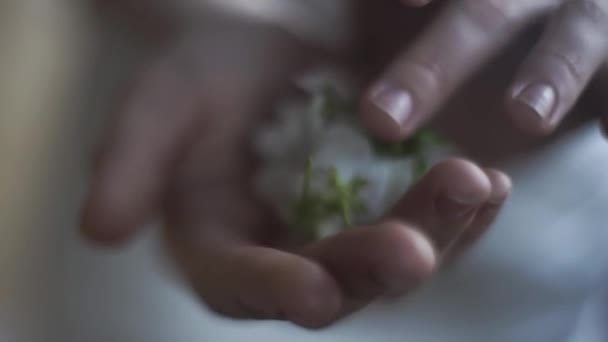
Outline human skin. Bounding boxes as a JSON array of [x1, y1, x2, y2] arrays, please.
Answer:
[[81, 0, 608, 331], [360, 0, 608, 143]]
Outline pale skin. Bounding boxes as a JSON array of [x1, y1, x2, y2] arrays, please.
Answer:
[[82, 0, 608, 329]]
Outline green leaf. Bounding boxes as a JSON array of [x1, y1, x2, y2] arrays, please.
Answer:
[[288, 160, 369, 239], [308, 83, 357, 123], [371, 129, 445, 181], [286, 76, 448, 239], [326, 168, 368, 227], [371, 129, 442, 158]]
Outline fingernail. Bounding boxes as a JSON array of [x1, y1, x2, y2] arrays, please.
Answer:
[[436, 194, 479, 220], [514, 83, 556, 120], [369, 82, 414, 127]]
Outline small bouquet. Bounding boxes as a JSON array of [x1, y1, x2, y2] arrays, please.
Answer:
[[253, 68, 449, 240]]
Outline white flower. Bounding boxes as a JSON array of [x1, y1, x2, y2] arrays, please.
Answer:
[[312, 122, 374, 162], [252, 67, 449, 239], [253, 100, 317, 162]]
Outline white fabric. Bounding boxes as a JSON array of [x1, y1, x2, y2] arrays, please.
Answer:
[[204, 0, 352, 48]]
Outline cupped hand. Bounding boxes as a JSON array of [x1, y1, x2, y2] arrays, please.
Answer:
[[80, 17, 511, 328]]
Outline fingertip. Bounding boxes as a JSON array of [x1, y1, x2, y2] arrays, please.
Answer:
[[444, 169, 511, 257], [79, 199, 137, 247], [374, 221, 437, 290], [430, 158, 493, 203], [274, 260, 342, 328], [79, 177, 148, 246], [79, 152, 164, 246], [483, 168, 512, 204]]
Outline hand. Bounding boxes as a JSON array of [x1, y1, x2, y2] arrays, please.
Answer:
[[362, 0, 608, 141], [80, 14, 511, 328]]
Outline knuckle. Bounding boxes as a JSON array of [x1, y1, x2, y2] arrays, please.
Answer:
[[394, 56, 447, 92], [537, 47, 586, 83]]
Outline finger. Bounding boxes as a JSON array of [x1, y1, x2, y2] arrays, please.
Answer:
[[169, 189, 433, 327], [391, 158, 494, 251], [507, 0, 608, 135], [80, 60, 203, 245], [169, 191, 435, 327], [302, 221, 436, 302], [361, 0, 551, 141], [442, 168, 511, 259], [224, 247, 341, 329], [166, 228, 343, 329], [165, 171, 342, 329]]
